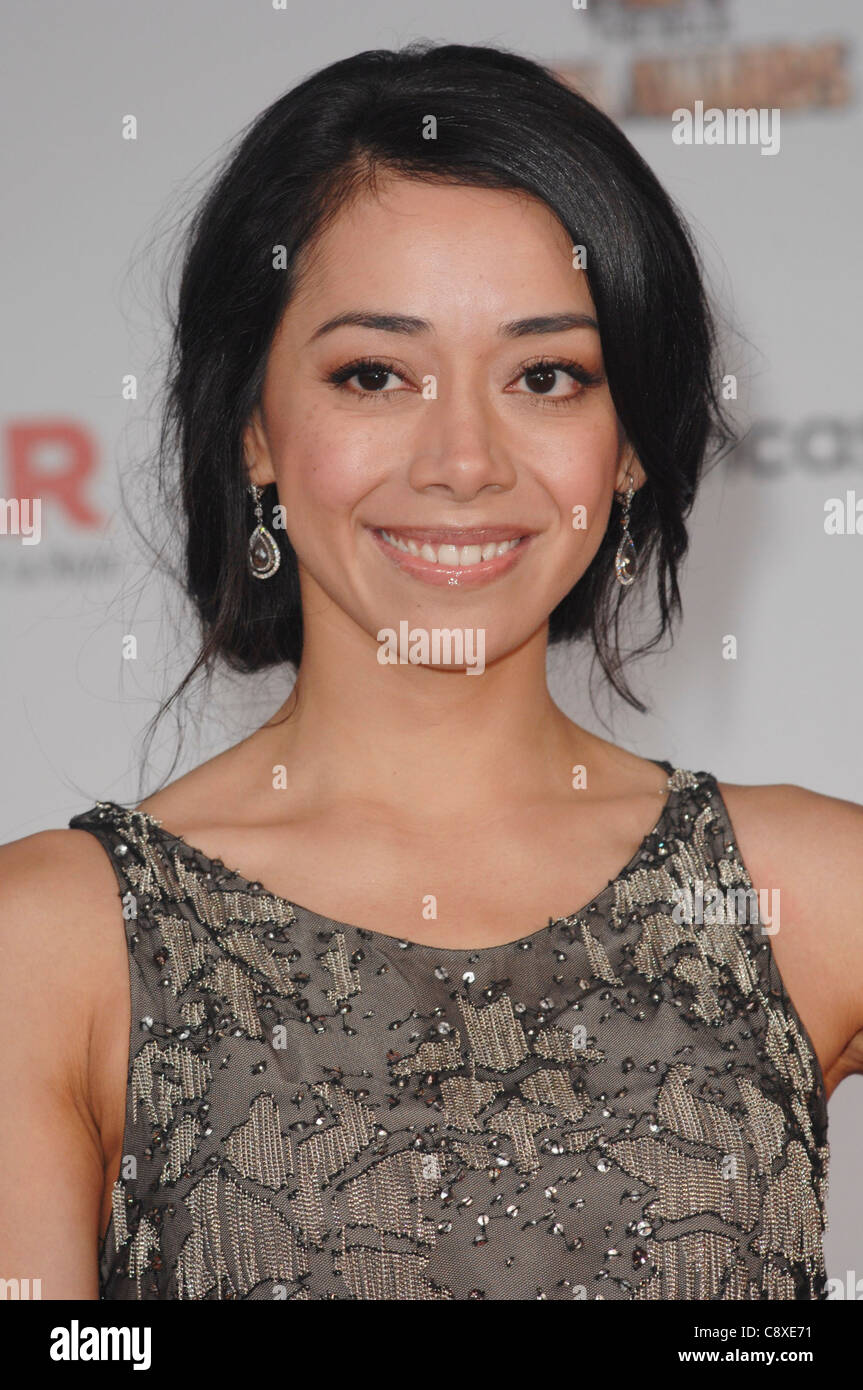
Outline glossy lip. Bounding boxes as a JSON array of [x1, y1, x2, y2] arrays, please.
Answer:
[[366, 524, 536, 587]]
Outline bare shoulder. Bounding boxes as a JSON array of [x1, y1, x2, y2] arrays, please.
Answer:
[[716, 778, 863, 905], [0, 823, 125, 951], [0, 826, 128, 1112], [0, 826, 131, 1294], [717, 777, 863, 1093]]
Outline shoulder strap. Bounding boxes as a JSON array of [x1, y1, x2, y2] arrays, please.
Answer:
[[701, 775, 828, 1134], [70, 800, 192, 907]]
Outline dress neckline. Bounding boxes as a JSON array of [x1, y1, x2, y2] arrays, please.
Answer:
[[95, 759, 689, 957]]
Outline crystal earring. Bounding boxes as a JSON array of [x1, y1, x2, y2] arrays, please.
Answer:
[[614, 472, 637, 587], [247, 483, 280, 580]]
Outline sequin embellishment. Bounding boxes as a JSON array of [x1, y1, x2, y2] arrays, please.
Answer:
[[69, 765, 829, 1300]]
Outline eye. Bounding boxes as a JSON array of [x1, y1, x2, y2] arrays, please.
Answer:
[[326, 357, 409, 399], [325, 354, 604, 405], [509, 358, 604, 404]]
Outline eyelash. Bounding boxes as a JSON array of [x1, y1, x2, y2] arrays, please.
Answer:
[[325, 356, 603, 407]]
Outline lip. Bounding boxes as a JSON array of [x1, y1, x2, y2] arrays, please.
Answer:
[[366, 524, 536, 587], [367, 524, 537, 545]]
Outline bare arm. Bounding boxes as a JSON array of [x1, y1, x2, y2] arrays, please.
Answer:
[[719, 779, 863, 1098], [0, 830, 124, 1299]]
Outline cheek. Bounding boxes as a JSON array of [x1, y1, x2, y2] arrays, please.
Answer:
[[270, 411, 382, 516], [540, 418, 621, 534]]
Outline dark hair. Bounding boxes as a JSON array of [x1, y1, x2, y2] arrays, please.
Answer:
[[145, 38, 735, 767]]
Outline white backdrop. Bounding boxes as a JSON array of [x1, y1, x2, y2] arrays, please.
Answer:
[[1, 0, 861, 1288]]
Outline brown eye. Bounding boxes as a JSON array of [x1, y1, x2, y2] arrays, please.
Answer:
[[327, 357, 408, 398], [523, 365, 564, 395], [510, 358, 603, 403], [353, 366, 395, 392]]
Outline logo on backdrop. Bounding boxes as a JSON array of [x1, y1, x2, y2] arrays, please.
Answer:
[[729, 419, 863, 478], [556, 0, 851, 120], [0, 420, 117, 584]]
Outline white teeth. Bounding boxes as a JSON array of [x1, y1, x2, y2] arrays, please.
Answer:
[[379, 529, 523, 566]]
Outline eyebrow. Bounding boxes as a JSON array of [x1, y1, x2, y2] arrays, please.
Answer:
[[306, 310, 599, 343]]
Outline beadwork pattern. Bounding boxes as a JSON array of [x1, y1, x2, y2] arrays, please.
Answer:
[[69, 763, 829, 1300]]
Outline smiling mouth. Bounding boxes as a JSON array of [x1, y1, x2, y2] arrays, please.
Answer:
[[365, 523, 536, 588], [371, 526, 532, 568]]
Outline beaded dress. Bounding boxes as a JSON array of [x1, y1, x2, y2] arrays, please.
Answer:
[[69, 762, 829, 1300]]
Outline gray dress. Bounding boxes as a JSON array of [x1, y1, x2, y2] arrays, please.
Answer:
[[69, 761, 829, 1300]]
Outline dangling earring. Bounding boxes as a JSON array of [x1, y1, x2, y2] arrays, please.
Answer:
[[247, 483, 280, 580], [614, 472, 637, 587]]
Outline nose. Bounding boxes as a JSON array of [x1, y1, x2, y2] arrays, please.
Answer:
[[406, 378, 517, 502]]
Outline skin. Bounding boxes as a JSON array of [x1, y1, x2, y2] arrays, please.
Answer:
[[1, 177, 861, 1298]]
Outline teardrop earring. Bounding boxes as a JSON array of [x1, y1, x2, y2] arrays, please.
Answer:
[[614, 472, 637, 587], [247, 483, 281, 580]]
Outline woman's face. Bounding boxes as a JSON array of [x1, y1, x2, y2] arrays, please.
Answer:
[[244, 175, 640, 668]]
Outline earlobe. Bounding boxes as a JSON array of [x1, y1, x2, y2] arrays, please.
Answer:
[[242, 408, 276, 489], [615, 456, 645, 496]]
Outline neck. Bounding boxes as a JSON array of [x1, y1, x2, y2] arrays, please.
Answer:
[[253, 610, 590, 828]]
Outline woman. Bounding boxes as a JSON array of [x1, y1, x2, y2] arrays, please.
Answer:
[[1, 40, 860, 1302]]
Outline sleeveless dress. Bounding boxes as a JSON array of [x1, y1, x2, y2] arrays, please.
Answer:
[[69, 762, 829, 1301]]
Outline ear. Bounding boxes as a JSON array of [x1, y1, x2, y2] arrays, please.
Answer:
[[242, 406, 277, 489], [614, 452, 646, 496]]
